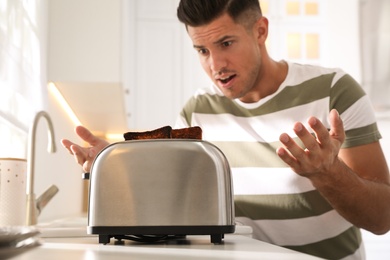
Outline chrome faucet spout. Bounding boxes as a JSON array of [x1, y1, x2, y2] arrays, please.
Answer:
[[26, 111, 57, 226]]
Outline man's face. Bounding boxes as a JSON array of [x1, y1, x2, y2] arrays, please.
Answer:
[[188, 13, 263, 102]]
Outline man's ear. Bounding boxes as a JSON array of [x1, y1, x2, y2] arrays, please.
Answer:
[[254, 16, 268, 44]]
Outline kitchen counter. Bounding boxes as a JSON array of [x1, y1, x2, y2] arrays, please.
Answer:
[[10, 233, 322, 260]]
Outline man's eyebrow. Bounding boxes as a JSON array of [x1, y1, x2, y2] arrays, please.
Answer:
[[193, 44, 204, 49], [213, 35, 235, 45], [193, 35, 235, 49]]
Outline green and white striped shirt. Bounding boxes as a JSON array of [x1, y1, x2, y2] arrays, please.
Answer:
[[175, 62, 381, 260]]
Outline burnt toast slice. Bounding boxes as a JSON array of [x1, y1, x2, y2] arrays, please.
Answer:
[[123, 126, 202, 140]]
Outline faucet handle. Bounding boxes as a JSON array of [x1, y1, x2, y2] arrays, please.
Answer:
[[36, 185, 59, 215]]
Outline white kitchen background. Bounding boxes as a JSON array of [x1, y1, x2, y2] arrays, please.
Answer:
[[0, 0, 389, 259]]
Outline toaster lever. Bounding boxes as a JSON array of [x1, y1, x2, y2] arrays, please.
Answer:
[[82, 173, 90, 180]]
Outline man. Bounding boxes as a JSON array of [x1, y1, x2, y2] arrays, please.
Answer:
[[62, 0, 390, 259]]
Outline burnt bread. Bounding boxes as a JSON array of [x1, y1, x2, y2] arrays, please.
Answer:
[[124, 126, 172, 140], [171, 126, 202, 140], [123, 126, 202, 140]]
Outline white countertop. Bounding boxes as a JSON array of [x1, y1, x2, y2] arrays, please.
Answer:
[[10, 233, 322, 260], [3, 217, 322, 259]]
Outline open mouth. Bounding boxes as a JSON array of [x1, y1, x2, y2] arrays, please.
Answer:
[[219, 75, 236, 84]]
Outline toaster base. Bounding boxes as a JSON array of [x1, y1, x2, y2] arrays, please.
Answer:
[[88, 225, 235, 244]]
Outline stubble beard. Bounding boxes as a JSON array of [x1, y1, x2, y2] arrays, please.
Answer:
[[226, 64, 261, 102]]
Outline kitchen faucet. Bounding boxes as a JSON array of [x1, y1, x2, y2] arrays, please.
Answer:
[[26, 111, 59, 225]]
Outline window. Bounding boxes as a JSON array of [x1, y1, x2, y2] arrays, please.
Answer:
[[260, 0, 325, 64], [0, 0, 45, 158]]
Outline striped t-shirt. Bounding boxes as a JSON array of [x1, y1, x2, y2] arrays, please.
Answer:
[[175, 62, 381, 260]]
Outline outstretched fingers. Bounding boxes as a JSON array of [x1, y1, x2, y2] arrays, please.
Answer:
[[276, 134, 299, 167], [60, 139, 75, 155], [277, 109, 345, 176], [75, 126, 100, 146]]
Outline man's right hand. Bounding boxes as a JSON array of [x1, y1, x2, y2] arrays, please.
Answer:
[[61, 126, 110, 173]]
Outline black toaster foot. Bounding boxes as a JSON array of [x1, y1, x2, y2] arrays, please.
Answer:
[[99, 235, 112, 244], [210, 234, 224, 244]]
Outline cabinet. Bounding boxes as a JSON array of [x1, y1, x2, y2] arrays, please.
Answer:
[[47, 0, 128, 134], [123, 0, 209, 130], [48, 0, 121, 83]]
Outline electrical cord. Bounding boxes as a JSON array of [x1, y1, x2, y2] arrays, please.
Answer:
[[113, 234, 184, 243]]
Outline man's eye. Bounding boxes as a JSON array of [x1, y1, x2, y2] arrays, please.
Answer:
[[197, 49, 208, 55], [222, 41, 232, 47]]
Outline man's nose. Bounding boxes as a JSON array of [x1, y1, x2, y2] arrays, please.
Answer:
[[209, 52, 227, 74]]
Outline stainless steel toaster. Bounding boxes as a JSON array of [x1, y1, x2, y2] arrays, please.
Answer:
[[87, 139, 235, 244]]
